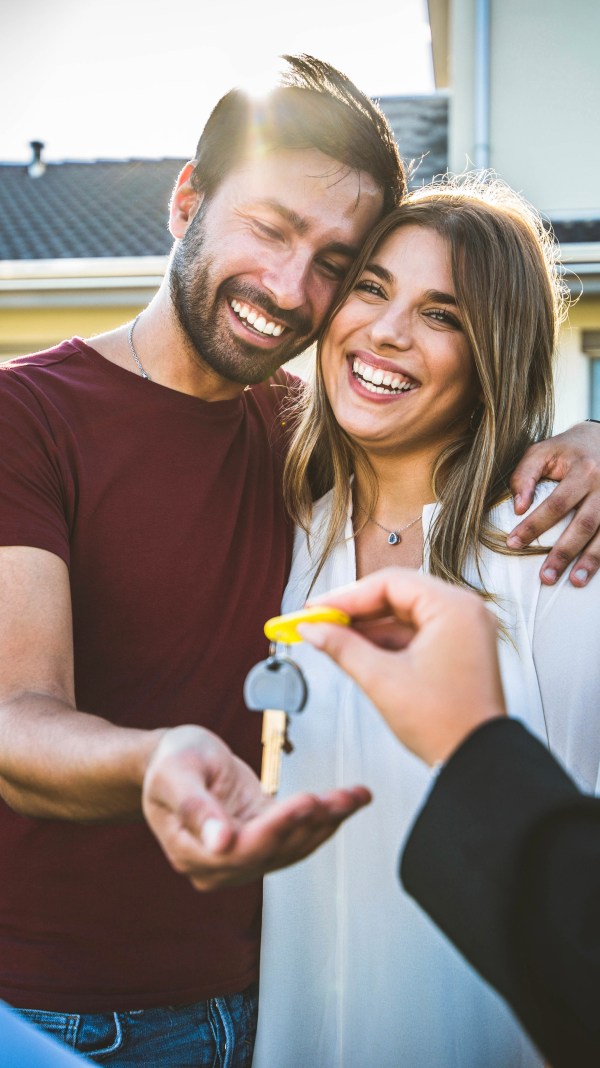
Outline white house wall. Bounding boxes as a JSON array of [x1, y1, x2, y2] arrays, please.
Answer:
[[449, 0, 600, 215]]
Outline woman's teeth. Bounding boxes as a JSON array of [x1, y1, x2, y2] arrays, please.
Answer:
[[230, 299, 284, 337], [352, 357, 415, 395]]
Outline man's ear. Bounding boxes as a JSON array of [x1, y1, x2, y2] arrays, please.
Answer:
[[169, 162, 204, 238]]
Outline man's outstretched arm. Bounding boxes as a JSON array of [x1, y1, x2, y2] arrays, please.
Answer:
[[0, 546, 370, 890]]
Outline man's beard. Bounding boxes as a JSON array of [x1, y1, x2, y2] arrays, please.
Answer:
[[169, 210, 314, 385]]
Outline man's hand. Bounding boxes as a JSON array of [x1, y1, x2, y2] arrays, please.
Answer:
[[509, 422, 600, 586], [296, 569, 507, 767], [142, 725, 371, 891]]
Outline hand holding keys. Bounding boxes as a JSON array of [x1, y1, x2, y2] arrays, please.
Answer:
[[244, 607, 350, 795], [142, 605, 366, 891]]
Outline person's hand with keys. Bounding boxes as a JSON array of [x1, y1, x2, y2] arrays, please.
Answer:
[[295, 568, 505, 766], [141, 723, 370, 892]]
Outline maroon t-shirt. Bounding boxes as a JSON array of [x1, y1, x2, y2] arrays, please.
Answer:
[[0, 339, 294, 1011]]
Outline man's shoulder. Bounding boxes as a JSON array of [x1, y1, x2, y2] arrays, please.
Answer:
[[3, 338, 81, 374], [0, 339, 83, 397], [0, 338, 117, 417]]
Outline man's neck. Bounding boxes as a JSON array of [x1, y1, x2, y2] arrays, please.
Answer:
[[88, 292, 247, 402]]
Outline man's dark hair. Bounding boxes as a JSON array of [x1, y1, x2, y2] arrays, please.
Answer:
[[190, 54, 405, 214]]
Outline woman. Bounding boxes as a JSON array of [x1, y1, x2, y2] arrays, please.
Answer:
[[251, 177, 600, 1067]]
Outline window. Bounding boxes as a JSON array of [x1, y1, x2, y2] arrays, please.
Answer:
[[583, 331, 600, 420]]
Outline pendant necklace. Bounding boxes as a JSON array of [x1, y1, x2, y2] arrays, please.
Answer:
[[369, 512, 422, 546]]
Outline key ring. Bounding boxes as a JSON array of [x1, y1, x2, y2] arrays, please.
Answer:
[[264, 606, 350, 645]]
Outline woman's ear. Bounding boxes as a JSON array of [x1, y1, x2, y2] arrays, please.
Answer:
[[169, 162, 204, 238]]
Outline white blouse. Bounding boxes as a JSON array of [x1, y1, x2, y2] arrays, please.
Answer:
[[252, 483, 600, 1068]]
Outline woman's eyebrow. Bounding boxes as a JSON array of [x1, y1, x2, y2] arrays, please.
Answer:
[[425, 289, 458, 306], [359, 269, 459, 310], [362, 262, 395, 285]]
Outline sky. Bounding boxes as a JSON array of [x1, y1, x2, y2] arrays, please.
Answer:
[[1, 0, 434, 163]]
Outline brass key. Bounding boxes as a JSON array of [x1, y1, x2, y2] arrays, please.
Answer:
[[243, 653, 308, 796], [260, 709, 290, 796]]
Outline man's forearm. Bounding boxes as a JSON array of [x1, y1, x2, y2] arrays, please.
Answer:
[[0, 692, 165, 821]]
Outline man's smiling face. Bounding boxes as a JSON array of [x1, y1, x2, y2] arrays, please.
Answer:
[[169, 149, 384, 385]]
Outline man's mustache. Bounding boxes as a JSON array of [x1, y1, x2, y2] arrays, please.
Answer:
[[225, 281, 313, 338]]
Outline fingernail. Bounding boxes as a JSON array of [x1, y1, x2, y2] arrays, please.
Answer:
[[507, 535, 522, 548], [542, 567, 557, 583], [201, 818, 225, 852], [514, 494, 522, 509], [573, 568, 589, 584], [297, 623, 326, 648]]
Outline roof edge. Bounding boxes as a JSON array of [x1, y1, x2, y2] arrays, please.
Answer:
[[0, 257, 168, 282], [559, 243, 600, 265]]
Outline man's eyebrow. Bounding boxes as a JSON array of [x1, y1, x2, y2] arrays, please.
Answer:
[[253, 200, 360, 257], [257, 199, 310, 234], [324, 241, 361, 259]]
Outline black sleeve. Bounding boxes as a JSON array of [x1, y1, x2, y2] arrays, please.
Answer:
[[400, 718, 600, 1068]]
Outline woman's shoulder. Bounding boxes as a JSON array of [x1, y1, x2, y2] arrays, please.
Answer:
[[291, 486, 341, 545], [311, 486, 338, 523]]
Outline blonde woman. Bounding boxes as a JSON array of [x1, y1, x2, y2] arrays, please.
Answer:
[[252, 178, 599, 1068]]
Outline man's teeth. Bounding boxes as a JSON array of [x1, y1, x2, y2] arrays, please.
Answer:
[[230, 300, 284, 337], [352, 357, 415, 394]]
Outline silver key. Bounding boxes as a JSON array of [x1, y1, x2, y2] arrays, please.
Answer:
[[244, 654, 307, 795]]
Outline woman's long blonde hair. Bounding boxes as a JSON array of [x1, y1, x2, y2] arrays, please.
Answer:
[[282, 174, 569, 597]]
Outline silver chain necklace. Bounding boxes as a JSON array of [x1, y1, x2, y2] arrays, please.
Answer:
[[369, 512, 422, 546], [128, 314, 152, 381]]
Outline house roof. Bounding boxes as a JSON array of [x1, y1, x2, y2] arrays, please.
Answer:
[[551, 220, 600, 244], [0, 95, 449, 263], [0, 158, 180, 261], [1, 92, 598, 265], [379, 94, 449, 187]]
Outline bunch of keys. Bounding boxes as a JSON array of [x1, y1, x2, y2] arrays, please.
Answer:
[[243, 606, 350, 796]]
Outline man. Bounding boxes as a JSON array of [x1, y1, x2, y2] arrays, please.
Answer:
[[0, 54, 598, 1064], [299, 567, 600, 1068]]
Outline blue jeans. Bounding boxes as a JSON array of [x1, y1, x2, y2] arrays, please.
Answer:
[[14, 984, 258, 1067]]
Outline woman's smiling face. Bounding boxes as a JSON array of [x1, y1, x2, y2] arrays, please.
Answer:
[[320, 224, 481, 460]]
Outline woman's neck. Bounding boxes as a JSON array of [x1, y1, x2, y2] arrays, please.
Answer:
[[353, 447, 436, 529], [352, 449, 435, 580]]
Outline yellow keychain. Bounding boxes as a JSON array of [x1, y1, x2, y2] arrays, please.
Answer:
[[264, 606, 351, 644]]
